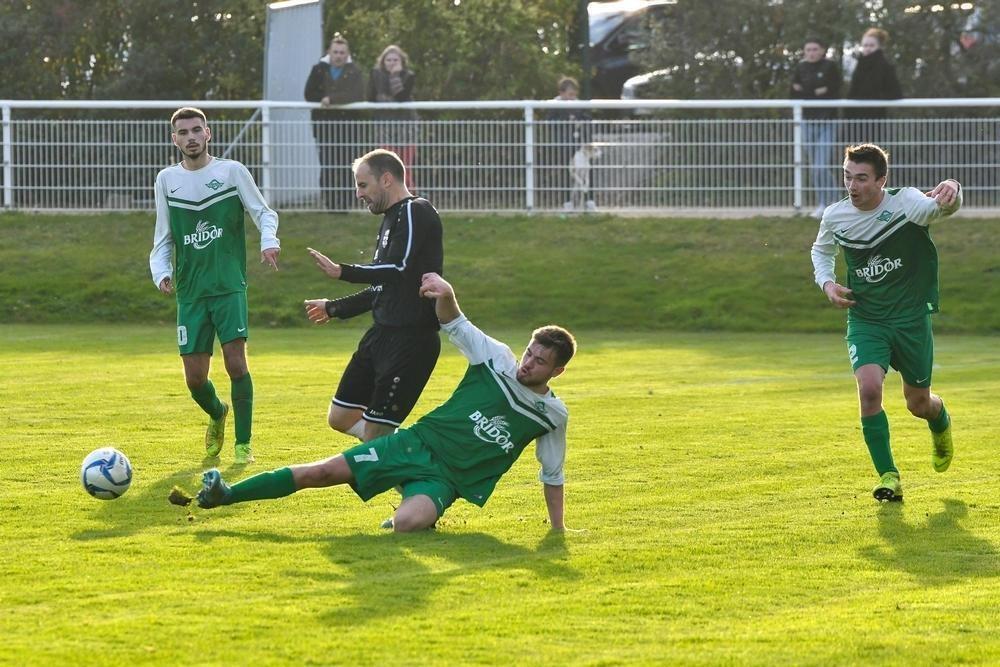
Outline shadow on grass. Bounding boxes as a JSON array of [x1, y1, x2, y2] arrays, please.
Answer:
[[859, 499, 999, 584], [190, 527, 579, 625], [69, 462, 244, 540]]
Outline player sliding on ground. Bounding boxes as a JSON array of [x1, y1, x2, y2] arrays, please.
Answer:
[[811, 143, 960, 502], [171, 273, 576, 532]]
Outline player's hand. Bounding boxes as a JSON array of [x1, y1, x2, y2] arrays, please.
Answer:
[[158, 277, 173, 295], [926, 180, 959, 206], [261, 247, 280, 271], [419, 272, 452, 299], [320, 96, 331, 108], [307, 247, 342, 279], [823, 281, 855, 308], [303, 298, 331, 324]]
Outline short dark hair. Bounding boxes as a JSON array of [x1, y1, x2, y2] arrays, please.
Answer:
[[804, 37, 827, 49], [532, 325, 576, 368], [353, 149, 406, 183], [845, 143, 889, 180], [557, 76, 579, 94], [329, 32, 349, 49], [170, 107, 207, 128]]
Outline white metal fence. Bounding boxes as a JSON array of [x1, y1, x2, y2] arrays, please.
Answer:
[[2, 99, 999, 213]]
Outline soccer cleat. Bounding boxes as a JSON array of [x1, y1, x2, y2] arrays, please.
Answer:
[[931, 422, 953, 473], [196, 469, 232, 509], [872, 472, 903, 502], [234, 442, 254, 464], [205, 402, 229, 457]]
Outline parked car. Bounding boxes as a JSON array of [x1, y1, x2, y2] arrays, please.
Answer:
[[589, 0, 675, 99]]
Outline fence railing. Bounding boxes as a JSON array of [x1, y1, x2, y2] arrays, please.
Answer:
[[2, 98, 999, 214]]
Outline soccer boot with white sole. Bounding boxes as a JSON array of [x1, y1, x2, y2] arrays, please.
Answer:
[[197, 469, 232, 509], [931, 422, 953, 473], [233, 442, 254, 464], [872, 471, 903, 502], [204, 402, 229, 458]]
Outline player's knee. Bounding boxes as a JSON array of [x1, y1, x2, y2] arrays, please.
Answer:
[[327, 410, 351, 432], [393, 498, 438, 533], [392, 513, 436, 533]]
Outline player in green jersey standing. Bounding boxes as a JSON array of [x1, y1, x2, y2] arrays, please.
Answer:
[[150, 107, 281, 464], [811, 143, 961, 502], [175, 273, 576, 533]]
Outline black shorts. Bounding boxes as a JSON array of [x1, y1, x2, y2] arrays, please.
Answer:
[[332, 325, 441, 427]]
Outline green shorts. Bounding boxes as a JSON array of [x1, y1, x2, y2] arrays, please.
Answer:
[[176, 292, 249, 355], [845, 315, 934, 388], [343, 430, 458, 517]]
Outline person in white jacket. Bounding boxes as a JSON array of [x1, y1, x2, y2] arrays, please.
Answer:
[[810, 142, 960, 502], [149, 107, 280, 465]]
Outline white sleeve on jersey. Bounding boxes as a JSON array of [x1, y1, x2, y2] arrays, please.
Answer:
[[149, 170, 174, 288], [233, 163, 280, 251], [441, 314, 518, 370], [898, 185, 962, 226], [535, 419, 567, 486], [811, 216, 839, 289]]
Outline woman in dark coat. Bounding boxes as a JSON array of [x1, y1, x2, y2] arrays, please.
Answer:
[[847, 28, 903, 121], [368, 45, 419, 190]]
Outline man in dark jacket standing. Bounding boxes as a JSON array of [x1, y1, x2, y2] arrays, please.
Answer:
[[304, 33, 366, 211], [791, 37, 842, 218]]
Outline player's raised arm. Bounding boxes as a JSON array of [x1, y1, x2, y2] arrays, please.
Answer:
[[419, 272, 461, 324], [926, 179, 962, 214]]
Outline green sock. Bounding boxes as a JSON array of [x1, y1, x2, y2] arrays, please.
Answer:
[[226, 467, 296, 505], [231, 373, 253, 444], [861, 410, 897, 475], [190, 380, 225, 419], [928, 402, 950, 433]]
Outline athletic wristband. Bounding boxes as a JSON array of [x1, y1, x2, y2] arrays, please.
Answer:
[[325, 301, 337, 318]]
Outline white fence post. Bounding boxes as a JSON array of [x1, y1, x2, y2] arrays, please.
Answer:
[[792, 103, 803, 214], [524, 106, 534, 212], [260, 105, 272, 203], [2, 104, 11, 209]]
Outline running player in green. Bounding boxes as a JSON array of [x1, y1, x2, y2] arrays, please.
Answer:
[[150, 107, 281, 464], [811, 143, 961, 502], [176, 273, 576, 532]]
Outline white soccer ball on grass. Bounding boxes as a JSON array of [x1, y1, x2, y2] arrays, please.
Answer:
[[81, 447, 133, 500]]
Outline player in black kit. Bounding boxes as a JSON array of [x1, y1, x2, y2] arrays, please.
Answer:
[[305, 149, 444, 442]]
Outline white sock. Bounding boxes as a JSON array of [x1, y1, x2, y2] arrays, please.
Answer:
[[345, 419, 366, 440]]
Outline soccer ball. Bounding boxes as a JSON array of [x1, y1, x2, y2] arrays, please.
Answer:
[[81, 447, 133, 500]]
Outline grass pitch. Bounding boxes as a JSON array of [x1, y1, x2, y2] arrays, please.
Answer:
[[1, 324, 999, 666]]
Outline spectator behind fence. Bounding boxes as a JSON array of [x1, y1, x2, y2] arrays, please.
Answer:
[[368, 45, 419, 191], [304, 33, 366, 212], [847, 28, 903, 135], [547, 76, 595, 212], [790, 37, 842, 218]]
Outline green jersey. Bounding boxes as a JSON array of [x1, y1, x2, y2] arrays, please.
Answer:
[[150, 158, 279, 303], [811, 185, 961, 322], [409, 315, 569, 507]]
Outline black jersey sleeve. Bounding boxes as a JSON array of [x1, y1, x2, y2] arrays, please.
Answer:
[[326, 288, 376, 320]]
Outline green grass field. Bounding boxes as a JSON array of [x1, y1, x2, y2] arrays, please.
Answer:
[[2, 212, 999, 333], [2, 324, 999, 666]]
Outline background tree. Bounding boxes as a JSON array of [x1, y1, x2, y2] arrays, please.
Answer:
[[632, 0, 1000, 102], [1, 0, 579, 102]]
